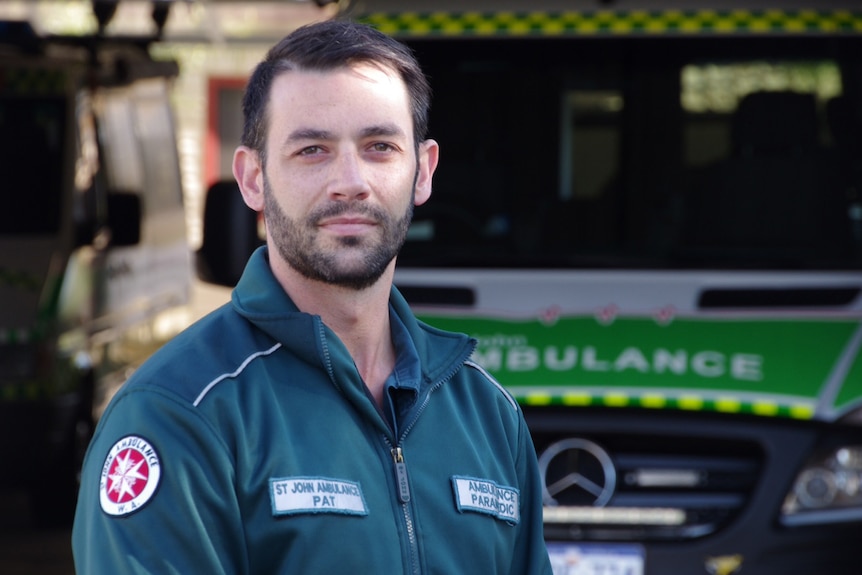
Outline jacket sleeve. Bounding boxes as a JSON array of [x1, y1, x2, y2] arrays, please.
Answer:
[[72, 387, 246, 574], [511, 410, 555, 575]]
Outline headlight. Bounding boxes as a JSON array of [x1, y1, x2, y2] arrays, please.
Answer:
[[781, 446, 862, 526]]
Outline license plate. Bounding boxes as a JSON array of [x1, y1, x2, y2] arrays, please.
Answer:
[[547, 542, 645, 575]]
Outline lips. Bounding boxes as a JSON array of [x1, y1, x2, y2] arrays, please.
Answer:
[[318, 215, 377, 234]]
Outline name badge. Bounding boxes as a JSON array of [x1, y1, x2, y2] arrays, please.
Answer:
[[270, 476, 368, 517], [451, 476, 520, 524]]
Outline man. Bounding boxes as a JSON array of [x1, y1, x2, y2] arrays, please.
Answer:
[[73, 20, 553, 574]]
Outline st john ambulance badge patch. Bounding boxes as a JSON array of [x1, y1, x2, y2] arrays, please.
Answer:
[[99, 435, 162, 516]]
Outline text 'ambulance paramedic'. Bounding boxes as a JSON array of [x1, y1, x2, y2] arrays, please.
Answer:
[[72, 19, 553, 574]]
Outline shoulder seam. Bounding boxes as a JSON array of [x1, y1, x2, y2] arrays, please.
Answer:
[[464, 359, 519, 412], [193, 342, 282, 407]]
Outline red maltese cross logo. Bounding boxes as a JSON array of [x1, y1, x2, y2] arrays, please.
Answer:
[[99, 436, 161, 516], [107, 449, 149, 503], [595, 304, 619, 325], [654, 305, 677, 325]]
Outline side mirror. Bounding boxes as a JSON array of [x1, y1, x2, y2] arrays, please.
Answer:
[[107, 191, 142, 246], [196, 180, 261, 287]]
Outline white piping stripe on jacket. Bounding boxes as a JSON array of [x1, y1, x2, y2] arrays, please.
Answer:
[[193, 343, 283, 407], [465, 359, 519, 411]]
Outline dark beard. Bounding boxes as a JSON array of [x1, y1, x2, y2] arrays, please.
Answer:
[[263, 174, 415, 290]]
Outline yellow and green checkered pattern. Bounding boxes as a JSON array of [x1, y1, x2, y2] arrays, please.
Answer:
[[361, 10, 862, 37], [517, 390, 815, 419]]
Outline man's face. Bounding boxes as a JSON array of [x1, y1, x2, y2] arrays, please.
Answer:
[[261, 166, 414, 290], [253, 63, 435, 290]]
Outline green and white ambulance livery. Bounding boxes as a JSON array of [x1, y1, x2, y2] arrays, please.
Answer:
[[348, 1, 862, 573]]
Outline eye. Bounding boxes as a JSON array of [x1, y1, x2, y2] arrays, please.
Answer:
[[369, 142, 397, 153], [297, 145, 324, 156]]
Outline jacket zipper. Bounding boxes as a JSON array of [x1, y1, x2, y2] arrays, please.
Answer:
[[392, 446, 411, 503], [386, 368, 471, 574], [390, 445, 420, 575], [386, 342, 477, 575]]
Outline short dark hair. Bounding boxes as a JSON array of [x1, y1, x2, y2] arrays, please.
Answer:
[[240, 19, 431, 159]]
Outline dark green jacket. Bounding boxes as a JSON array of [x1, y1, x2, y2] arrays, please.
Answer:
[[73, 247, 552, 574]]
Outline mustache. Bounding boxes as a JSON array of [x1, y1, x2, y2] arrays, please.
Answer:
[[308, 201, 389, 225]]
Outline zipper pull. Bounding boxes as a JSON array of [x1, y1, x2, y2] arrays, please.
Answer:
[[391, 447, 411, 503]]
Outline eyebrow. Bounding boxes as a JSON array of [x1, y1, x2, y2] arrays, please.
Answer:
[[286, 128, 333, 143], [359, 123, 405, 139], [285, 123, 406, 144]]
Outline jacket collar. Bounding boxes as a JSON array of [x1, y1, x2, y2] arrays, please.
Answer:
[[230, 246, 475, 383]]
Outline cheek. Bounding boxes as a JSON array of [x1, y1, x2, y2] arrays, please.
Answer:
[[378, 179, 416, 217], [378, 164, 418, 199], [266, 166, 317, 211], [266, 193, 305, 225]]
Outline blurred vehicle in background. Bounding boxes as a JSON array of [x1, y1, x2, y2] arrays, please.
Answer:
[[201, 0, 862, 573], [0, 15, 190, 525]]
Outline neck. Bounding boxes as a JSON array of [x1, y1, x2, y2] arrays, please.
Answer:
[[272, 258, 397, 406]]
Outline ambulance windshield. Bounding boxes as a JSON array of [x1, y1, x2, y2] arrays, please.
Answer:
[[399, 36, 862, 270]]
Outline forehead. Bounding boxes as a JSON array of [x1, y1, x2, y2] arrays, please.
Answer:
[[267, 63, 412, 132]]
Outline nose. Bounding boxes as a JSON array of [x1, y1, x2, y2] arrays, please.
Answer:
[[327, 148, 371, 201]]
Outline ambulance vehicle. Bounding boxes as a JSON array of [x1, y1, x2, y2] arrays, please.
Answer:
[[0, 17, 190, 525], [197, 0, 862, 572]]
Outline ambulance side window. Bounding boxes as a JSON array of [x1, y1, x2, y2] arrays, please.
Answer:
[[0, 96, 65, 235]]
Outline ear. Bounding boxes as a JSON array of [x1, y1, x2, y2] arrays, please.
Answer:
[[414, 139, 439, 207], [233, 145, 265, 212]]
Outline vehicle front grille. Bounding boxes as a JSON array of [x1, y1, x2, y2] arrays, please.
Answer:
[[526, 407, 764, 542]]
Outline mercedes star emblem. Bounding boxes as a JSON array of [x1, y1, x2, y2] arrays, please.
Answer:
[[538, 437, 617, 507]]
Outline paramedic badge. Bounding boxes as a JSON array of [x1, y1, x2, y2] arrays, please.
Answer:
[[99, 435, 161, 516]]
